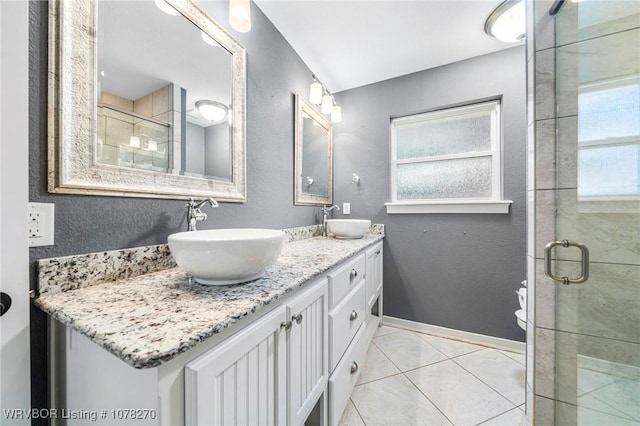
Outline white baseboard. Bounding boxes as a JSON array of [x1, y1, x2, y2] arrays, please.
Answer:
[[382, 315, 526, 354]]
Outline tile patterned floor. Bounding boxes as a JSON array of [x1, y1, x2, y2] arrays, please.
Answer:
[[340, 325, 526, 426]]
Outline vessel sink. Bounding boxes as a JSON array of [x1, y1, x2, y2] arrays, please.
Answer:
[[326, 219, 371, 239], [168, 229, 285, 285]]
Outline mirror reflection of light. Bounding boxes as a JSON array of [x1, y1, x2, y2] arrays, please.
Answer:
[[153, 0, 179, 16], [129, 136, 141, 148], [195, 100, 229, 123], [201, 31, 218, 47], [147, 140, 158, 152]]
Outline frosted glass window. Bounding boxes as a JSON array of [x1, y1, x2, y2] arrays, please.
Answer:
[[396, 111, 492, 159], [390, 100, 502, 203], [397, 157, 492, 200]]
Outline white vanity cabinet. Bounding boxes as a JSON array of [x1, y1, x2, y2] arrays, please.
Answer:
[[365, 242, 383, 316], [185, 277, 328, 426], [46, 237, 383, 426]]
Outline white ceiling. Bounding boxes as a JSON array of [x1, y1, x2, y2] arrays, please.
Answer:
[[253, 0, 521, 93]]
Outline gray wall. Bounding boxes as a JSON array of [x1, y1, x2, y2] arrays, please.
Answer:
[[27, 1, 322, 416], [332, 46, 527, 341], [185, 122, 206, 175], [204, 123, 231, 180]]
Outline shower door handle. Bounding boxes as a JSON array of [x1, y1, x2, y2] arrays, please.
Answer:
[[544, 240, 589, 285]]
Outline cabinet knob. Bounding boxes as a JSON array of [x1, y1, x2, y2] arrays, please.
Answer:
[[280, 321, 292, 332], [349, 310, 358, 322], [292, 313, 303, 325], [350, 361, 359, 374], [349, 269, 358, 280]]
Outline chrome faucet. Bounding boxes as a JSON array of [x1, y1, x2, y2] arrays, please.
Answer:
[[321, 204, 340, 237], [187, 197, 218, 231]]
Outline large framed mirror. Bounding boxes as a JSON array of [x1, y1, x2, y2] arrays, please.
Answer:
[[294, 94, 333, 205], [48, 0, 247, 201]]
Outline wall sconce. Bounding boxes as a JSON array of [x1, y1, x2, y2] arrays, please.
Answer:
[[305, 176, 314, 187], [229, 0, 251, 33], [352, 173, 360, 186], [309, 74, 342, 123], [195, 100, 229, 123], [484, 0, 525, 43]]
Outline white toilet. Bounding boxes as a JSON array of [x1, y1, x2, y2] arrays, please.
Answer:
[[515, 281, 527, 330]]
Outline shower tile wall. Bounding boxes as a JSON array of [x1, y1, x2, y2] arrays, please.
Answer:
[[527, 0, 640, 424]]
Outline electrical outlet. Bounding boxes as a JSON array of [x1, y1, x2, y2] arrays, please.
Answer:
[[342, 202, 351, 215], [28, 203, 55, 247]]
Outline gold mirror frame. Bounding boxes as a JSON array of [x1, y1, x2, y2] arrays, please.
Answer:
[[48, 0, 247, 201], [294, 94, 333, 206]]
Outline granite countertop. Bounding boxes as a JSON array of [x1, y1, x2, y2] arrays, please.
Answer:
[[35, 229, 383, 369]]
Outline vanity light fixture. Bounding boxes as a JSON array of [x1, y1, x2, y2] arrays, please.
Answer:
[[195, 100, 229, 123], [331, 104, 342, 123], [321, 93, 333, 114], [309, 79, 323, 105], [309, 74, 342, 123], [153, 0, 179, 16], [484, 0, 525, 43], [229, 0, 251, 33]]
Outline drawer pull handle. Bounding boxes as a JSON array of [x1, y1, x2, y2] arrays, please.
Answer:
[[350, 269, 358, 280], [349, 310, 358, 321], [350, 361, 359, 374], [292, 313, 303, 324], [280, 321, 292, 332]]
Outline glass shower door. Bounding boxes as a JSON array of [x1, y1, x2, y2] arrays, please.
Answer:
[[548, 1, 640, 424]]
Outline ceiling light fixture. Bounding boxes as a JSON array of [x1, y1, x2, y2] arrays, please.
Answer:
[[153, 0, 179, 16], [229, 0, 251, 33], [485, 0, 526, 43], [195, 100, 229, 123]]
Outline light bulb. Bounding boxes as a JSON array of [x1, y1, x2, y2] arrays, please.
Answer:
[[229, 0, 251, 33], [321, 94, 333, 114], [310, 82, 323, 105], [331, 105, 342, 123]]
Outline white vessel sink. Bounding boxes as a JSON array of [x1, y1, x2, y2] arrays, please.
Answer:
[[168, 229, 285, 285], [326, 219, 371, 239]]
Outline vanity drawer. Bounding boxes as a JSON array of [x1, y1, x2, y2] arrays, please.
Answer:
[[328, 322, 368, 426], [328, 253, 366, 308], [329, 279, 366, 373]]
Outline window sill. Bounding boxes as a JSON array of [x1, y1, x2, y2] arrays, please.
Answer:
[[385, 200, 513, 214]]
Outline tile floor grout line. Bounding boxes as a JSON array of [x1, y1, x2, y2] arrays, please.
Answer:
[[450, 353, 522, 408], [402, 369, 457, 426], [474, 406, 523, 426], [348, 397, 368, 425]]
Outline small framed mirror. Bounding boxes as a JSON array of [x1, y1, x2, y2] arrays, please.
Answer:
[[294, 94, 333, 206], [48, 0, 247, 201]]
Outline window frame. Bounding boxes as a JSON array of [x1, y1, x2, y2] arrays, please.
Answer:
[[386, 99, 512, 214]]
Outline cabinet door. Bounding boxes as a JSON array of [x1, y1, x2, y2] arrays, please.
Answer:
[[365, 242, 383, 311], [185, 306, 287, 426], [287, 278, 328, 425]]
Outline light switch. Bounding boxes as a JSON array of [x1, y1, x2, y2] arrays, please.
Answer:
[[343, 202, 351, 215], [28, 202, 55, 247]]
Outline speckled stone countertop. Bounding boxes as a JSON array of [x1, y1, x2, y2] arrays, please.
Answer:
[[35, 225, 384, 369]]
